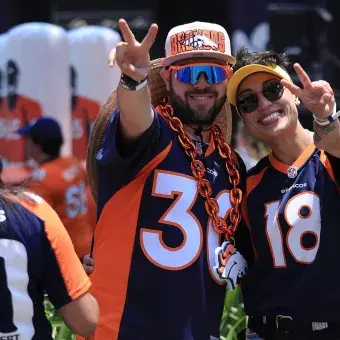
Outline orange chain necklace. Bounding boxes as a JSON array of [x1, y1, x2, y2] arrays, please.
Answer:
[[157, 103, 243, 241]]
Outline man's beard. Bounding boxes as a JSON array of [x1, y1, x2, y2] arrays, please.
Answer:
[[169, 80, 226, 126]]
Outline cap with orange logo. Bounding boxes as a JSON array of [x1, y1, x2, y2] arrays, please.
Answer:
[[162, 21, 236, 67]]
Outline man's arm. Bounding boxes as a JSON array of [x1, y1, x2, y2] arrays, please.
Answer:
[[111, 19, 158, 141], [38, 200, 99, 337], [59, 293, 99, 337], [117, 83, 154, 140]]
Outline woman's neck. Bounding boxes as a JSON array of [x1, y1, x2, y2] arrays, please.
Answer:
[[269, 123, 313, 165]]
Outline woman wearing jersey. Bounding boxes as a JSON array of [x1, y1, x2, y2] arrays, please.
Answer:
[[0, 176, 99, 339], [223, 48, 340, 339]]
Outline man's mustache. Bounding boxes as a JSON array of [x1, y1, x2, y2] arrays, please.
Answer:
[[185, 90, 218, 97]]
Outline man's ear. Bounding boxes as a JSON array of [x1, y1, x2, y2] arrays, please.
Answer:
[[160, 68, 170, 91]]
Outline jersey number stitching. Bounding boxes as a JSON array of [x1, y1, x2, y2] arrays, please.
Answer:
[[140, 170, 231, 284], [65, 181, 88, 219], [265, 191, 321, 267], [0, 239, 34, 338]]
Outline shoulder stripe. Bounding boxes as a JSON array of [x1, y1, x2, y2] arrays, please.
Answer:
[[21, 196, 91, 300], [320, 151, 340, 192], [246, 166, 269, 196]]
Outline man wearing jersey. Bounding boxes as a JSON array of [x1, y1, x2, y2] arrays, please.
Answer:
[[86, 19, 252, 340], [226, 48, 340, 339], [0, 184, 99, 338], [17, 117, 93, 259]]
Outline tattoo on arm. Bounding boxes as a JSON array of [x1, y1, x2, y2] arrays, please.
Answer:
[[314, 131, 322, 142], [314, 121, 337, 141]]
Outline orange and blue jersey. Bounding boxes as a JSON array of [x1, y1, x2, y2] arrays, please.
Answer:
[[0, 98, 7, 160], [241, 143, 340, 321], [26, 156, 93, 259], [6, 95, 42, 163], [0, 193, 91, 339], [72, 96, 101, 160], [90, 109, 247, 340]]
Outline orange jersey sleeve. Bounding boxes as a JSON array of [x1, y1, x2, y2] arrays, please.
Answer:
[[20, 193, 91, 306]]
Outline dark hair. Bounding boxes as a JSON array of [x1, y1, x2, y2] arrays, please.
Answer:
[[233, 47, 292, 74], [31, 135, 63, 158]]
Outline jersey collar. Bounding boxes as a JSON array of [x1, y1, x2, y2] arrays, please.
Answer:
[[268, 142, 316, 174]]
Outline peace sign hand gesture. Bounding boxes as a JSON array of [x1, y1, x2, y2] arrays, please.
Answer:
[[108, 19, 158, 81], [281, 63, 335, 120]]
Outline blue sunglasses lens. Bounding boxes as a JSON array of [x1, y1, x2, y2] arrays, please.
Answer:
[[176, 65, 228, 85]]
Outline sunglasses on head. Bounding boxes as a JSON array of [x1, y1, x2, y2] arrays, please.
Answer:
[[169, 63, 232, 85], [236, 80, 284, 114]]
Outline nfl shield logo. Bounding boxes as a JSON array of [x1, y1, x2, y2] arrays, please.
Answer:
[[287, 166, 298, 178]]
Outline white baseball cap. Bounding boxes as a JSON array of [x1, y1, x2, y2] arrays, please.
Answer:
[[162, 21, 236, 67]]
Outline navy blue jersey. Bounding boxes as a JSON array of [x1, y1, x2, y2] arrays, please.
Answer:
[[242, 143, 340, 321], [90, 109, 247, 340], [0, 193, 91, 339]]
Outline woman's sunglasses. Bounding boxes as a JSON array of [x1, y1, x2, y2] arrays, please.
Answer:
[[169, 63, 232, 85], [236, 80, 284, 114]]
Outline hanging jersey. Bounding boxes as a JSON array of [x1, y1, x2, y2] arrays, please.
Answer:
[[0, 99, 7, 161], [88, 109, 247, 340], [0, 193, 91, 339], [6, 95, 42, 163], [242, 143, 340, 321], [72, 96, 101, 160], [26, 157, 93, 259]]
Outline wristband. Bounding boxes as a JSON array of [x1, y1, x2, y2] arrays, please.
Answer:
[[120, 73, 148, 91], [313, 103, 340, 126]]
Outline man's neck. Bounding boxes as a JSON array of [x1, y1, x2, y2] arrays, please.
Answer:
[[269, 123, 313, 165], [183, 123, 212, 144]]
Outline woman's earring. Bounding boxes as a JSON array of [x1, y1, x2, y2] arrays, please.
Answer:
[[295, 98, 300, 105]]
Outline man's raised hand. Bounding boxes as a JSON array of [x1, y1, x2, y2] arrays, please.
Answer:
[[108, 19, 158, 81]]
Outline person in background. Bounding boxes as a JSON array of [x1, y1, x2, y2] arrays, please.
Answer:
[[17, 117, 93, 260], [233, 119, 271, 170], [0, 179, 99, 338]]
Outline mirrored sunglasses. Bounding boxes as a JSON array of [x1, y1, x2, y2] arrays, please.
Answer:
[[169, 63, 231, 85]]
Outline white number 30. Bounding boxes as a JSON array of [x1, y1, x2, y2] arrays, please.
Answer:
[[140, 171, 231, 284], [265, 191, 321, 267]]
